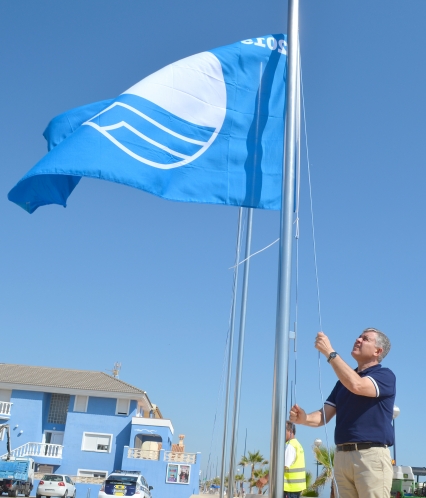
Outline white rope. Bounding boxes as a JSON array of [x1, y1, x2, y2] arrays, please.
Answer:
[[228, 238, 279, 269], [301, 56, 339, 498]]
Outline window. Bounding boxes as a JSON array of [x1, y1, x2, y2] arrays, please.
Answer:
[[81, 432, 112, 453], [44, 431, 64, 445], [115, 398, 130, 416], [74, 395, 88, 413], [48, 394, 70, 424], [78, 470, 108, 478]]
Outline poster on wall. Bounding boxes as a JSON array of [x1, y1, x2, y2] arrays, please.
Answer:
[[166, 464, 178, 483], [178, 465, 190, 484], [166, 463, 191, 484]]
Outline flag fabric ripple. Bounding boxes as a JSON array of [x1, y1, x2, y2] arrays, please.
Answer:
[[8, 35, 287, 213]]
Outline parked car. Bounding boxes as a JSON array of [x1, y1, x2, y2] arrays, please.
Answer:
[[36, 474, 76, 498], [98, 471, 153, 498]]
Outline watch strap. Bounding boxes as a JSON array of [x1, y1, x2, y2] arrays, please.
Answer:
[[327, 352, 338, 363]]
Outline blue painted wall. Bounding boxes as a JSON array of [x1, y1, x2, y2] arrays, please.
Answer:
[[59, 396, 137, 475], [0, 390, 45, 457]]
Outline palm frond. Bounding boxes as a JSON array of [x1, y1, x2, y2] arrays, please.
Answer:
[[312, 469, 328, 490], [312, 445, 334, 468]]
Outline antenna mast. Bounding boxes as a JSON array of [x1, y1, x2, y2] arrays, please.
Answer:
[[109, 362, 122, 378]]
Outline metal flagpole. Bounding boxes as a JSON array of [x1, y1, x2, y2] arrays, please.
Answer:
[[269, 0, 299, 498], [220, 208, 244, 498], [227, 207, 253, 498]]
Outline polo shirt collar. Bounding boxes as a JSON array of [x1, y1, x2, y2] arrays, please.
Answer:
[[355, 363, 382, 376]]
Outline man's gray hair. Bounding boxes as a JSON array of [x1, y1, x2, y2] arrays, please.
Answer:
[[364, 327, 391, 362]]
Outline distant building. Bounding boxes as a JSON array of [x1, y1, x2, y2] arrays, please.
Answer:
[[0, 364, 200, 498]]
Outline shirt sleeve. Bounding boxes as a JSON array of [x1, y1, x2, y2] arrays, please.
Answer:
[[366, 367, 396, 398], [284, 443, 296, 468], [325, 381, 340, 407]]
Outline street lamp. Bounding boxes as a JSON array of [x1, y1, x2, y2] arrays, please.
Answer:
[[393, 405, 400, 465], [314, 439, 322, 478]]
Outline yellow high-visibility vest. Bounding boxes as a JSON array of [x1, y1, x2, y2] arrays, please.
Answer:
[[284, 438, 306, 492]]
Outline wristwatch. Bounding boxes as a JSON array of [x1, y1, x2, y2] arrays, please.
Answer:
[[327, 352, 338, 363]]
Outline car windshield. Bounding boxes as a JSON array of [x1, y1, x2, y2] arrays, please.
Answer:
[[107, 477, 137, 485], [42, 475, 64, 482]]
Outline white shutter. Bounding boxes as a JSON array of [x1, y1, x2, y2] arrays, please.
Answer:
[[74, 396, 88, 412], [82, 433, 112, 452], [116, 398, 129, 415], [83, 434, 98, 451]]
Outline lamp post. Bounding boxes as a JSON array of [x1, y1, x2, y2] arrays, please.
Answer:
[[393, 405, 400, 465], [314, 439, 322, 478]]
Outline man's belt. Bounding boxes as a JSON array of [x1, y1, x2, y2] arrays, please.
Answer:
[[336, 443, 387, 452]]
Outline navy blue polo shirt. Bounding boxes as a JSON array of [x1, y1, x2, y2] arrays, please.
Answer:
[[325, 364, 396, 445]]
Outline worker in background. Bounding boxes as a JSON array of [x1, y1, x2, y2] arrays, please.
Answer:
[[284, 420, 306, 498], [289, 328, 395, 498]]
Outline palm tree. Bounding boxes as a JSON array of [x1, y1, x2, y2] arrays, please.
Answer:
[[234, 474, 245, 496], [239, 451, 268, 493], [252, 468, 269, 495], [312, 445, 336, 498]]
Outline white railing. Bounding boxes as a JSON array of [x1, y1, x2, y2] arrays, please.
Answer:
[[164, 451, 197, 463], [4, 443, 63, 459], [0, 402, 12, 417], [127, 448, 160, 460], [35, 473, 104, 484]]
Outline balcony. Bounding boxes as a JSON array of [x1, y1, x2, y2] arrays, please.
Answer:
[[126, 448, 197, 464], [164, 451, 197, 464], [3, 443, 63, 459], [127, 448, 160, 460], [0, 402, 12, 419]]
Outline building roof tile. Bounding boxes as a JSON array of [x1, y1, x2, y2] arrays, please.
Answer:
[[0, 363, 145, 396]]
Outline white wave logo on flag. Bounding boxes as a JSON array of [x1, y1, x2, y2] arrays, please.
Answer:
[[83, 52, 227, 170]]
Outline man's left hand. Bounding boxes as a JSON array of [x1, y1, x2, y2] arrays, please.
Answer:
[[315, 331, 334, 357]]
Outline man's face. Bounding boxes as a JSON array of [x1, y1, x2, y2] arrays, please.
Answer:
[[285, 428, 292, 442], [351, 331, 381, 362]]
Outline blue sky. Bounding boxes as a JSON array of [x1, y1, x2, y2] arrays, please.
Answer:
[[1, 0, 426, 486]]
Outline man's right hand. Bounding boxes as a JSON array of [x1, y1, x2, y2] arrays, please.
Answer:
[[289, 404, 307, 425]]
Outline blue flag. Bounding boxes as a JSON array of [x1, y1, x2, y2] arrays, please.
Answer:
[[8, 35, 287, 213]]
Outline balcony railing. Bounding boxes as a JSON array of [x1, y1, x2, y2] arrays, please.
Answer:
[[127, 448, 160, 460], [5, 443, 63, 459], [0, 402, 12, 418], [164, 451, 197, 463]]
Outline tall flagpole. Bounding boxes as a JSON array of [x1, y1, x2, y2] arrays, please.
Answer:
[[227, 208, 253, 498], [220, 208, 244, 498], [269, 1, 299, 498]]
